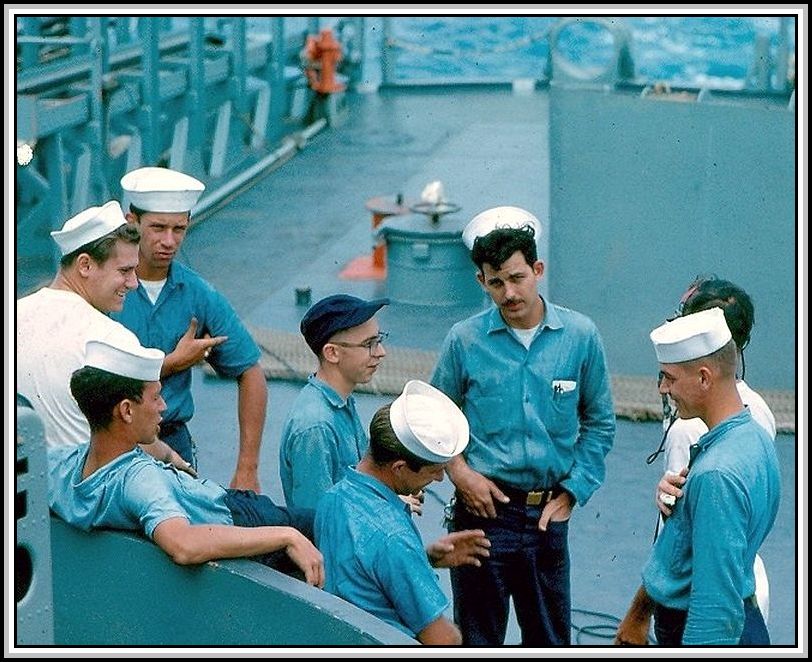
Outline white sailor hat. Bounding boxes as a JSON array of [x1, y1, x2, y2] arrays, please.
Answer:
[[84, 338, 165, 382], [462, 205, 542, 250], [389, 380, 469, 463], [121, 167, 205, 213], [50, 201, 127, 256], [650, 307, 732, 364]]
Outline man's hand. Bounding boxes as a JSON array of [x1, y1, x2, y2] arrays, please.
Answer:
[[163, 317, 228, 376], [285, 531, 325, 588], [614, 585, 654, 645], [427, 529, 490, 568], [229, 466, 260, 494], [142, 438, 197, 477], [450, 462, 509, 518], [656, 467, 688, 517], [537, 490, 574, 531], [400, 490, 425, 516]]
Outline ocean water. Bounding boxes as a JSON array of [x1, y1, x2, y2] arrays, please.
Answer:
[[374, 16, 796, 90]]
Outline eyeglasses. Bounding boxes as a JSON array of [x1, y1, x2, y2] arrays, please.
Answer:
[[330, 331, 389, 355]]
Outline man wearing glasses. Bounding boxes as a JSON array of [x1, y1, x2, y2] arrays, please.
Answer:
[[280, 294, 389, 510]]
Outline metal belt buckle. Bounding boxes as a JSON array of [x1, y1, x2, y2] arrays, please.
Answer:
[[526, 491, 544, 506]]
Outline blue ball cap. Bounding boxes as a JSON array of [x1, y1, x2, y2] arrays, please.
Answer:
[[300, 294, 389, 355]]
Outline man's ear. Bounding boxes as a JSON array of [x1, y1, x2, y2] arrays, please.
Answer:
[[698, 365, 713, 390], [116, 399, 135, 424], [321, 343, 340, 364], [124, 211, 139, 224], [75, 252, 93, 277]]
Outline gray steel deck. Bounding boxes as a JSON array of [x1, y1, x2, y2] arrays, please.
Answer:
[[178, 86, 797, 647]]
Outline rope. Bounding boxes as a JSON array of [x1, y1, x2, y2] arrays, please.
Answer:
[[572, 607, 656, 645]]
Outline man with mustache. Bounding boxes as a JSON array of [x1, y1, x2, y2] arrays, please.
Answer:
[[430, 206, 616, 646]]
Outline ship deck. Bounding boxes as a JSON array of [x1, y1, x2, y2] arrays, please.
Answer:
[[177, 85, 798, 647]]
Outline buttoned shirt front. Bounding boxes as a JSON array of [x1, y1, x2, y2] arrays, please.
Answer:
[[112, 261, 260, 424], [279, 375, 368, 509], [430, 299, 615, 504]]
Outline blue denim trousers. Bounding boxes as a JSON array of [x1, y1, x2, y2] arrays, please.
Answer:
[[653, 597, 770, 646], [450, 496, 571, 646], [224, 489, 316, 578]]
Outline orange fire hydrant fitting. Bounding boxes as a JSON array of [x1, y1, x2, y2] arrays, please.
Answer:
[[303, 29, 346, 94]]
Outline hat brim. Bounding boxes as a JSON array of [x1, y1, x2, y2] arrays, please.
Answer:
[[389, 380, 469, 463], [306, 298, 390, 354]]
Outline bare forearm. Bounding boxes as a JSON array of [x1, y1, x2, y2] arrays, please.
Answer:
[[417, 617, 462, 645], [232, 365, 267, 489], [154, 521, 296, 565], [445, 454, 470, 486], [614, 585, 655, 645]]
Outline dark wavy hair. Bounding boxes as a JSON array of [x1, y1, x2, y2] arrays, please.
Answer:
[[70, 366, 146, 431], [679, 275, 755, 377], [470, 225, 537, 271]]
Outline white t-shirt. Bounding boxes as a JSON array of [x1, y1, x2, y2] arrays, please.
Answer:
[[139, 278, 166, 305], [16, 288, 141, 447], [663, 380, 777, 473], [511, 324, 539, 350]]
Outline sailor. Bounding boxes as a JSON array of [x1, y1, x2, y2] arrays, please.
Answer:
[[114, 167, 266, 492], [16, 201, 191, 472], [642, 307, 780, 645], [615, 277, 777, 645], [431, 206, 615, 646], [314, 380, 490, 645], [279, 294, 390, 510], [48, 336, 323, 586]]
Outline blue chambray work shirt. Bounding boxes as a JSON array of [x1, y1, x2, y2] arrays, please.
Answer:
[[111, 261, 261, 424], [48, 444, 232, 538], [430, 298, 615, 504], [642, 409, 781, 645], [315, 469, 449, 639], [279, 374, 369, 510]]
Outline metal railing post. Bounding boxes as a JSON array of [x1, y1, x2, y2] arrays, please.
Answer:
[[381, 17, 396, 85], [86, 18, 108, 200], [141, 18, 161, 165], [269, 17, 287, 142], [188, 18, 206, 152]]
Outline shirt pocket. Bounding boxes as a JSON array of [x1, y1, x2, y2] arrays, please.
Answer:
[[548, 379, 579, 437]]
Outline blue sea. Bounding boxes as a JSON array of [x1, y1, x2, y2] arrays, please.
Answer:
[[370, 16, 795, 90]]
